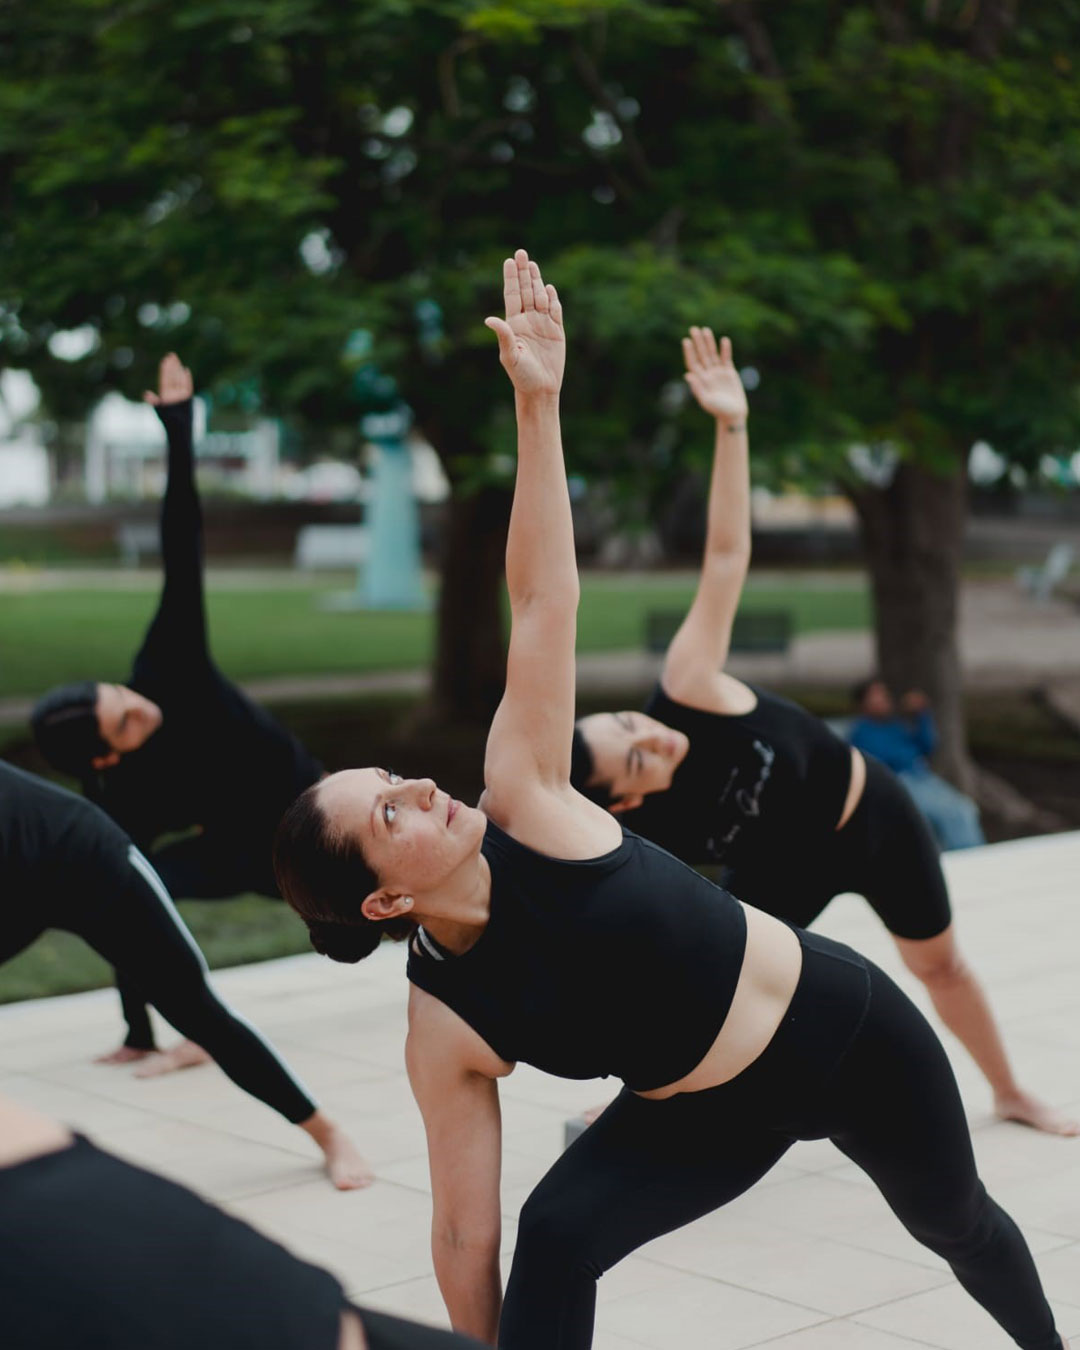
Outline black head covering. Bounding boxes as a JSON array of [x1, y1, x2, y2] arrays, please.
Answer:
[[30, 681, 108, 775]]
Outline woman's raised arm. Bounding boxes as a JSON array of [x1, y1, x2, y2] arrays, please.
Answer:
[[661, 327, 752, 706], [482, 251, 577, 795]]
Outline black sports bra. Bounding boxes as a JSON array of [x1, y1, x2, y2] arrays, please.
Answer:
[[406, 818, 747, 1092]]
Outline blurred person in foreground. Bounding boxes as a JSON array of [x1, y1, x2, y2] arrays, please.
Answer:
[[31, 354, 326, 1075], [0, 1093, 477, 1349], [850, 678, 986, 851]]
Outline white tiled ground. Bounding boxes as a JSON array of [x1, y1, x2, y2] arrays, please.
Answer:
[[2, 833, 1079, 1348]]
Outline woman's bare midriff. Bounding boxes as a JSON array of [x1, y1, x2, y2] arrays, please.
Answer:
[[635, 904, 803, 1100], [836, 746, 866, 831]]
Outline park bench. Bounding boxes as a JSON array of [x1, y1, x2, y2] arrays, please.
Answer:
[[644, 608, 794, 656], [294, 523, 370, 570], [1016, 542, 1074, 602], [115, 522, 160, 568]]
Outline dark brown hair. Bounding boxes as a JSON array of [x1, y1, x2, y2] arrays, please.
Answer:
[[273, 782, 412, 963], [570, 723, 616, 808]]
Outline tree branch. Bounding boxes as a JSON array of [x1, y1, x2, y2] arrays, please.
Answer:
[[873, 0, 910, 43], [721, 1, 785, 80], [567, 37, 653, 188]]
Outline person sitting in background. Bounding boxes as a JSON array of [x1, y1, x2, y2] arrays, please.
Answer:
[[850, 679, 986, 851], [0, 1093, 481, 1350]]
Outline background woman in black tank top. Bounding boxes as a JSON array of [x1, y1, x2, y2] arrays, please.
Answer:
[[273, 254, 1066, 1350], [570, 326, 1076, 1137]]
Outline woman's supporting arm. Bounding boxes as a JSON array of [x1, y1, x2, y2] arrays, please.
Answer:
[[407, 992, 506, 1345], [662, 328, 752, 704]]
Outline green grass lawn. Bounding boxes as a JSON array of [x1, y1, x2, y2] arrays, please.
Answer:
[[0, 572, 870, 698]]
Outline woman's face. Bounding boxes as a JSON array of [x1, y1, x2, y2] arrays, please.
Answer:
[[317, 767, 487, 898], [577, 712, 690, 808]]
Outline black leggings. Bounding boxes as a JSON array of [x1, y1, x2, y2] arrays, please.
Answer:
[[1, 843, 315, 1124], [499, 930, 1060, 1350], [119, 829, 282, 1050], [727, 754, 952, 940]]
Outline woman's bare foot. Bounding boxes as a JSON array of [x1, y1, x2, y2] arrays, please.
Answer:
[[301, 1111, 374, 1191], [133, 1040, 212, 1078], [995, 1090, 1080, 1137], [94, 1045, 156, 1065]]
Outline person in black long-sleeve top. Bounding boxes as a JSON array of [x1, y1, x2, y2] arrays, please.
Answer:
[[30, 355, 325, 1066], [0, 761, 371, 1188]]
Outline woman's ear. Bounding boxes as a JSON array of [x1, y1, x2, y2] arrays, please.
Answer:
[[609, 793, 644, 815], [361, 889, 414, 923]]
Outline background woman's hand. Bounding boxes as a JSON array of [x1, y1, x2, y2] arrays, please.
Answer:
[[682, 327, 748, 425], [485, 248, 565, 396], [144, 352, 194, 406]]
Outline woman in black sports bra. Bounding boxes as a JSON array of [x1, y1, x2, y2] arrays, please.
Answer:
[[570, 325, 1076, 1137], [273, 252, 1066, 1350]]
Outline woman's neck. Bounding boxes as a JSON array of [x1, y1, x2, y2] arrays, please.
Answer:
[[415, 853, 492, 956]]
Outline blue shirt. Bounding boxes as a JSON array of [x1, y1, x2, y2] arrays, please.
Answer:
[[850, 710, 938, 775]]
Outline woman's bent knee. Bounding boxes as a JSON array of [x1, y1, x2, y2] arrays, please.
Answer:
[[515, 1192, 603, 1278]]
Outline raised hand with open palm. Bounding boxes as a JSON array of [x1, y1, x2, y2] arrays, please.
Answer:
[[485, 248, 565, 395], [682, 326, 748, 426]]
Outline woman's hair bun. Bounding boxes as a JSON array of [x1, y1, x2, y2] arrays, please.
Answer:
[[307, 919, 382, 964]]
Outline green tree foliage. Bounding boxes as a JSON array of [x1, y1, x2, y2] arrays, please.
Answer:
[[2, 2, 1079, 753]]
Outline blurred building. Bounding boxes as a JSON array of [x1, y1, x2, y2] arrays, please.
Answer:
[[0, 370, 49, 506], [84, 394, 281, 502], [0, 432, 50, 507]]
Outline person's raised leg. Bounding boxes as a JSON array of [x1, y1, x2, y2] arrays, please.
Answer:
[[830, 962, 1064, 1349]]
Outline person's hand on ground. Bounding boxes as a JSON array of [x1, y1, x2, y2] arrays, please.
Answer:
[[94, 1044, 156, 1065], [132, 1039, 211, 1077]]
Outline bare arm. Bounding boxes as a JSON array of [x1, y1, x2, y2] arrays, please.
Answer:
[[407, 990, 506, 1344], [482, 251, 575, 786], [481, 251, 620, 855], [662, 328, 752, 706]]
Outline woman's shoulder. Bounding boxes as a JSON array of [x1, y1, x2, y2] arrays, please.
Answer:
[[480, 783, 625, 865]]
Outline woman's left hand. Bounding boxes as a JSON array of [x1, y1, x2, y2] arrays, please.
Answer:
[[485, 248, 565, 396], [682, 327, 748, 425]]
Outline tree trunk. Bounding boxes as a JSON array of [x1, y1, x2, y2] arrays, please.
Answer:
[[426, 485, 511, 725], [849, 458, 974, 791]]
